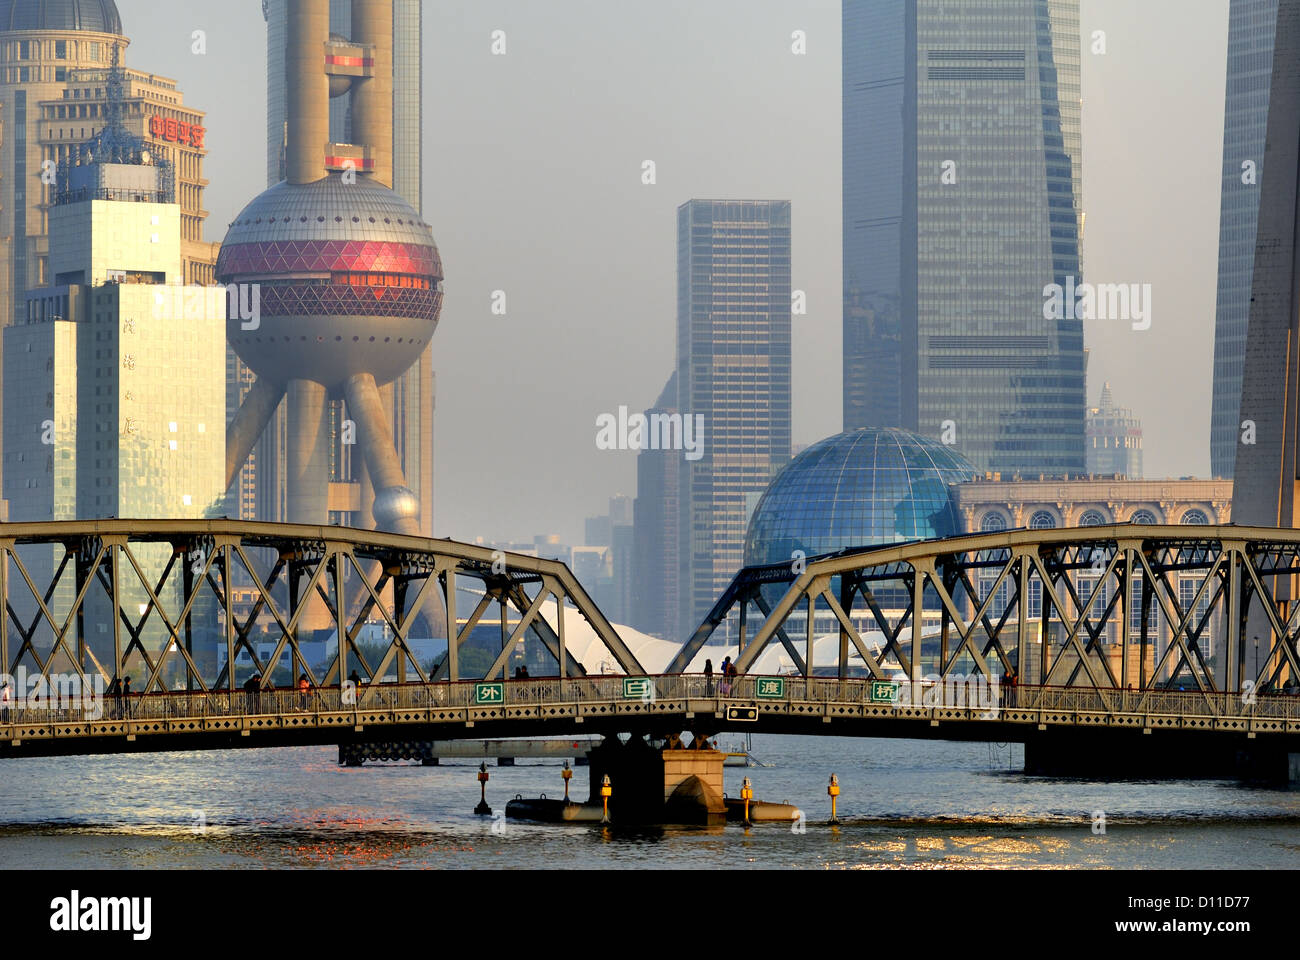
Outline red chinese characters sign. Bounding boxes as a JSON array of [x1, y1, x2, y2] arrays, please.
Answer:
[[148, 115, 205, 149]]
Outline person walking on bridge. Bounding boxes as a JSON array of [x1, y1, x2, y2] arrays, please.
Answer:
[[704, 659, 714, 697], [0, 679, 11, 723], [243, 672, 261, 714], [122, 675, 133, 717]]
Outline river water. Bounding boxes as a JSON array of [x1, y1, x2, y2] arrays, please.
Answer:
[[0, 734, 1297, 869]]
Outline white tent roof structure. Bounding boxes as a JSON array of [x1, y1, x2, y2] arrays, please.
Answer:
[[539, 606, 923, 678]]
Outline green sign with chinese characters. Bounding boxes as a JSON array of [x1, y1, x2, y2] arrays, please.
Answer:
[[755, 677, 785, 699], [623, 677, 654, 700], [474, 682, 504, 705], [870, 680, 900, 703]]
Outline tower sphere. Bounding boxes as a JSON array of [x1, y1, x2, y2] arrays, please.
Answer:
[[217, 175, 443, 392]]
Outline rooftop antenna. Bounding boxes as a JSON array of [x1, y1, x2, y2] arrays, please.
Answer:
[[55, 44, 174, 204]]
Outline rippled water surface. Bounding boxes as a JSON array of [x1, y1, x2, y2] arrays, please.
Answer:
[[1, 735, 1297, 868]]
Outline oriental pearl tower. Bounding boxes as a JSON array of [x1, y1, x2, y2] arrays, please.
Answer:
[[219, 0, 441, 538]]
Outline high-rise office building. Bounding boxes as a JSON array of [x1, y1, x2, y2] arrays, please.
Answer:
[[632, 374, 681, 640], [677, 200, 791, 636], [842, 0, 1086, 475], [0, 1, 217, 491], [4, 142, 225, 651], [1086, 382, 1143, 478], [1210, 0, 1279, 479], [1235, 0, 1300, 529], [6, 154, 225, 522], [252, 0, 432, 535]]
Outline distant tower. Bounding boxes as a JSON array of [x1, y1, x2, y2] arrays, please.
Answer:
[[254, 0, 430, 536], [220, 0, 442, 538], [1086, 382, 1143, 478], [1234, 0, 1300, 528]]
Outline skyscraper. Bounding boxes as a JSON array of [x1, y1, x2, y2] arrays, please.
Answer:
[[0, 1, 217, 491], [677, 200, 791, 636], [631, 374, 681, 640], [1086, 382, 1143, 478], [252, 0, 431, 534], [1210, 0, 1279, 479], [842, 0, 1086, 475], [4, 133, 225, 647], [1235, 0, 1300, 528]]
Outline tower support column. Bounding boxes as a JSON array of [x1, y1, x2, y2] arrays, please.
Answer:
[[286, 379, 330, 524]]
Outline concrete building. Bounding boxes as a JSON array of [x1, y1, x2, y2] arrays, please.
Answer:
[[950, 476, 1230, 536], [631, 376, 681, 641], [952, 475, 1231, 680], [1086, 382, 1143, 478], [0, 1, 217, 492], [1210, 0, 1279, 479], [3, 148, 224, 661], [676, 199, 792, 637], [6, 159, 225, 522], [249, 0, 432, 534], [842, 0, 1087, 475]]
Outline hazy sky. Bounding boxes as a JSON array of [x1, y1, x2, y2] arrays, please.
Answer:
[[120, 0, 1231, 545]]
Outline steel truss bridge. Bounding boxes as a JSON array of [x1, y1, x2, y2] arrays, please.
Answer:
[[1, 520, 1300, 768]]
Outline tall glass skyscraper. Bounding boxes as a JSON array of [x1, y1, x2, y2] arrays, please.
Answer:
[[842, 0, 1087, 476], [677, 200, 792, 636], [1210, 0, 1278, 479]]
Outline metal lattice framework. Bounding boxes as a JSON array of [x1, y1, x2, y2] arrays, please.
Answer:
[[668, 524, 1300, 700], [5, 522, 1300, 757], [54, 46, 176, 206], [0, 520, 644, 708]]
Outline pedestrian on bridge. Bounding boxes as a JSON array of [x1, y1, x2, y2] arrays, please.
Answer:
[[720, 656, 733, 696], [0, 679, 11, 723], [243, 673, 261, 714], [107, 676, 122, 719], [298, 675, 310, 711], [122, 676, 133, 717], [704, 659, 714, 696]]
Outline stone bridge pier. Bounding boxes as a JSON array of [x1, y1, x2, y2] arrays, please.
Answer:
[[586, 735, 726, 825]]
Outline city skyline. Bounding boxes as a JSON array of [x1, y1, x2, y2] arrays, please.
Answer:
[[0, 0, 1296, 889], [100, 0, 1228, 549]]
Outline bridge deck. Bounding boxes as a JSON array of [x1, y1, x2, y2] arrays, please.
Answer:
[[2, 675, 1299, 758]]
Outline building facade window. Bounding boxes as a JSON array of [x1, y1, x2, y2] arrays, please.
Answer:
[[980, 512, 1007, 532], [1030, 510, 1057, 529]]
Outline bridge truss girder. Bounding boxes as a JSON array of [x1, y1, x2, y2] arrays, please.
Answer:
[[0, 520, 644, 708], [673, 525, 1300, 697]]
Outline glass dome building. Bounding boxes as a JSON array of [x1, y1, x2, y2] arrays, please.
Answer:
[[744, 427, 977, 568]]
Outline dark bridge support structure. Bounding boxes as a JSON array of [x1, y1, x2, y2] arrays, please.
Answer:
[[0, 519, 645, 710], [673, 524, 1300, 780], [1022, 728, 1296, 783]]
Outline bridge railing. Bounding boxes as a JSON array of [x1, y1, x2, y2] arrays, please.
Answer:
[[5, 674, 1300, 726]]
